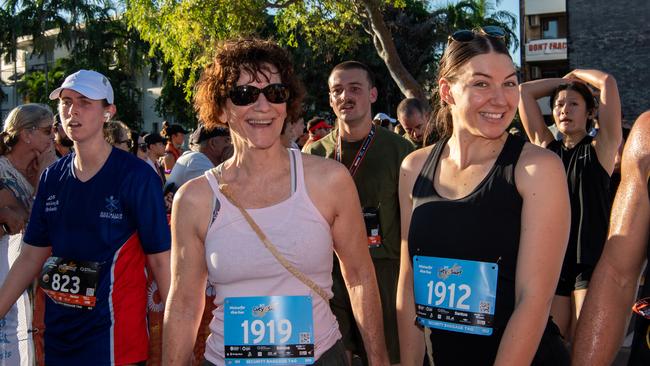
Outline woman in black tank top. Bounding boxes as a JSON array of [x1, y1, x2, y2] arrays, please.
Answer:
[[519, 69, 622, 342], [396, 29, 571, 366]]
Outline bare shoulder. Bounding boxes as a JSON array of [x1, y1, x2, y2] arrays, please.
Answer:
[[516, 142, 565, 192], [401, 145, 434, 174], [301, 153, 350, 186], [625, 111, 650, 171], [173, 175, 214, 216], [518, 141, 563, 169]]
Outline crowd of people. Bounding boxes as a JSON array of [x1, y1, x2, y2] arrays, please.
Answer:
[[0, 29, 648, 366]]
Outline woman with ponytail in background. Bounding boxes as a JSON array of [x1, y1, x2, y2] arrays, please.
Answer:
[[396, 28, 571, 365], [160, 121, 187, 173]]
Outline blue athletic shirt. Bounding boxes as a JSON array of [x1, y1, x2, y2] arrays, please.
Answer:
[[24, 147, 171, 365]]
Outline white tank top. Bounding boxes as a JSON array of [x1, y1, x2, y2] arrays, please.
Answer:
[[203, 149, 341, 364]]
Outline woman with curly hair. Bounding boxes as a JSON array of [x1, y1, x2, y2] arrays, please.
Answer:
[[163, 38, 389, 365]]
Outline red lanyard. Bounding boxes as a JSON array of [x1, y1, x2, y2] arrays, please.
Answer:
[[335, 124, 376, 177]]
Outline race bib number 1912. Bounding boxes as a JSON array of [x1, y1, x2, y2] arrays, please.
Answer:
[[413, 256, 498, 336]]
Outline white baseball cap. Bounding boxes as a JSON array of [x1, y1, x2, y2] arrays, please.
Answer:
[[49, 69, 114, 104], [373, 112, 397, 124]]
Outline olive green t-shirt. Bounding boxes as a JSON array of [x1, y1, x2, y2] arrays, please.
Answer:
[[403, 133, 423, 149], [304, 125, 414, 260]]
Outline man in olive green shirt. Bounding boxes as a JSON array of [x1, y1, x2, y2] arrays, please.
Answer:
[[304, 61, 413, 365]]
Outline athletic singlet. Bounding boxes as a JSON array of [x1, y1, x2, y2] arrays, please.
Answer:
[[203, 149, 341, 364], [547, 137, 611, 268], [410, 135, 561, 364], [628, 181, 650, 365]]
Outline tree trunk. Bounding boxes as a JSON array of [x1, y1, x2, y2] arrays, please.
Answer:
[[359, 0, 427, 102]]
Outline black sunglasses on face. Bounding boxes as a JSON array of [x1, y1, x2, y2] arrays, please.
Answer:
[[448, 26, 506, 44], [228, 83, 290, 106]]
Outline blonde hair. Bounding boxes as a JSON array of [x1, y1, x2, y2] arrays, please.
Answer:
[[1, 104, 54, 155]]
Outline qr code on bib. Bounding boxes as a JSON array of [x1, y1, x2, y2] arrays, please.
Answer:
[[299, 332, 311, 344], [479, 301, 491, 313]]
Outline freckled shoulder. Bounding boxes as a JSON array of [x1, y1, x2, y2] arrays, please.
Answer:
[[173, 176, 214, 221], [401, 144, 435, 175]]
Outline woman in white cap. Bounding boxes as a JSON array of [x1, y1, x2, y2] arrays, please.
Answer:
[[0, 69, 171, 365]]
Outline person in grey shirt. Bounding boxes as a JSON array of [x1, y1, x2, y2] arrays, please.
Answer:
[[165, 125, 232, 191]]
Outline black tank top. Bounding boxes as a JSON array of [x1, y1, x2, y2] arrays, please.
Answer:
[[547, 136, 611, 267], [409, 134, 524, 364], [629, 181, 650, 365]]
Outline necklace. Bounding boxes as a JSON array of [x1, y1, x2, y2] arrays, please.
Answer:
[[6, 154, 34, 180]]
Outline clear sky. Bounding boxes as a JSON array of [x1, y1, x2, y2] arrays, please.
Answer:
[[428, 0, 521, 64]]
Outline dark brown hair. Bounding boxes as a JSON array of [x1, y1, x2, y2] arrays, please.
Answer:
[[330, 61, 376, 88], [428, 33, 511, 141], [194, 38, 304, 130], [397, 98, 428, 118], [550, 82, 597, 131]]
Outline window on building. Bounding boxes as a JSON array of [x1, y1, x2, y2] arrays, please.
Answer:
[[542, 18, 559, 39]]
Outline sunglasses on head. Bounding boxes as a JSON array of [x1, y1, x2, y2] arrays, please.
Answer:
[[448, 26, 506, 44], [228, 83, 290, 106]]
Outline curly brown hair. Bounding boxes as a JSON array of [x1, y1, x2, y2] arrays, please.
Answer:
[[194, 38, 304, 130]]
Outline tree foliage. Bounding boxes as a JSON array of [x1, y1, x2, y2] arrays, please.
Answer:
[[127, 0, 518, 108], [1, 1, 154, 131]]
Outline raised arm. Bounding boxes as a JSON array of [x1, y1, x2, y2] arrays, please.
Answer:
[[518, 78, 566, 147], [162, 178, 211, 365], [566, 69, 622, 173], [572, 111, 650, 365], [328, 164, 390, 366], [494, 145, 570, 365], [396, 149, 428, 366]]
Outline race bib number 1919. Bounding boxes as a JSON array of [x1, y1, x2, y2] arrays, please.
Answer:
[[224, 295, 314, 365], [413, 256, 498, 336]]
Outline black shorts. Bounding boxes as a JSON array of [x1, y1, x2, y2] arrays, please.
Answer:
[[555, 263, 594, 297], [330, 257, 400, 364], [531, 318, 570, 365]]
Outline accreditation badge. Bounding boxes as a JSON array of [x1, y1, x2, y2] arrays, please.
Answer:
[[363, 206, 382, 248], [413, 256, 498, 336], [39, 256, 100, 310], [224, 296, 315, 365]]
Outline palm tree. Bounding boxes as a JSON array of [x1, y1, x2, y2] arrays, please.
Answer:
[[431, 0, 519, 52]]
